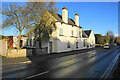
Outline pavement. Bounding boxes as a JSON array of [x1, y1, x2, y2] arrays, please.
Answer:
[[1, 47, 98, 70]]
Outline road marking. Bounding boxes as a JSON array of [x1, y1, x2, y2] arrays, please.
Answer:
[[25, 71, 49, 79], [100, 52, 120, 80]]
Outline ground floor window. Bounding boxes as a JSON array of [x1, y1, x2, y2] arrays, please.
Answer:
[[26, 39, 29, 46], [30, 39, 32, 46], [83, 39, 86, 47], [49, 42, 52, 53], [33, 39, 36, 47], [76, 42, 78, 48], [20, 40, 23, 47], [67, 42, 70, 48]]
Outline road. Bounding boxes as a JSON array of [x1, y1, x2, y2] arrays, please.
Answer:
[[2, 46, 120, 79]]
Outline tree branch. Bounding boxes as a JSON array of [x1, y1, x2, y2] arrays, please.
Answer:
[[13, 11, 21, 31]]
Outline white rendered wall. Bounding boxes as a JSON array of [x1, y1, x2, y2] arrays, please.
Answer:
[[13, 36, 18, 48], [51, 22, 84, 53], [88, 30, 95, 48]]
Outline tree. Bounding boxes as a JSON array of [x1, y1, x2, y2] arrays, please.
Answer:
[[0, 35, 4, 40], [103, 36, 109, 44], [26, 2, 58, 48], [2, 2, 58, 49], [2, 2, 33, 49], [106, 31, 114, 44], [117, 37, 120, 45], [95, 34, 104, 44]]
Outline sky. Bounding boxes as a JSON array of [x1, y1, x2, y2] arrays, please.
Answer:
[[1, 2, 118, 37], [56, 2, 118, 36]]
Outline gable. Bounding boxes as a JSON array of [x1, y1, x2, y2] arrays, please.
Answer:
[[83, 30, 92, 37], [82, 31, 88, 38], [88, 31, 95, 41]]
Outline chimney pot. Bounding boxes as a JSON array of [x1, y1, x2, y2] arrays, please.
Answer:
[[75, 13, 79, 16], [62, 7, 68, 10]]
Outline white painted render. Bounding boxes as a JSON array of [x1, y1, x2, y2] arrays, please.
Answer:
[[87, 30, 95, 48], [13, 36, 28, 48], [13, 36, 18, 48], [49, 22, 84, 53]]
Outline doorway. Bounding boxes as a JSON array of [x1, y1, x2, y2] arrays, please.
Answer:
[[20, 40, 23, 48], [49, 42, 52, 53]]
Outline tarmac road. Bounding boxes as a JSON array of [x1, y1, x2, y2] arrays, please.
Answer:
[[2, 46, 120, 79]]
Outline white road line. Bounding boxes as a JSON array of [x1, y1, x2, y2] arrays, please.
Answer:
[[26, 71, 49, 79], [100, 53, 119, 80]]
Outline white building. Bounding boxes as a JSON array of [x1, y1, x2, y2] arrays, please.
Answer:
[[12, 35, 28, 48], [82, 30, 95, 48], [25, 7, 95, 53]]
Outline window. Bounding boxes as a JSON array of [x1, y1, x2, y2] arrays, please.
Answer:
[[83, 39, 86, 47], [59, 28, 63, 36], [30, 39, 32, 46], [20, 40, 23, 47], [71, 30, 73, 36], [76, 42, 78, 48], [33, 39, 36, 47], [67, 42, 70, 48], [79, 31, 81, 37], [27, 39, 29, 46]]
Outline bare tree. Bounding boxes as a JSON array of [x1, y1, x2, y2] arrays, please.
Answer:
[[2, 2, 33, 49], [2, 2, 58, 49]]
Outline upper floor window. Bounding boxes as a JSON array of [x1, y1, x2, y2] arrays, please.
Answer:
[[79, 31, 81, 38], [71, 30, 73, 36], [59, 28, 63, 36]]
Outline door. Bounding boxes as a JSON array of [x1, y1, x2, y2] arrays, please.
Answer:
[[20, 40, 23, 48], [49, 42, 52, 53]]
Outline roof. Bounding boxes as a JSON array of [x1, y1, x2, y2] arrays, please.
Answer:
[[49, 11, 82, 28], [83, 30, 92, 37], [26, 10, 82, 36], [82, 31, 88, 38]]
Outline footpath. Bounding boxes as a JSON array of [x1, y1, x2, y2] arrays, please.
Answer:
[[1, 48, 98, 72]]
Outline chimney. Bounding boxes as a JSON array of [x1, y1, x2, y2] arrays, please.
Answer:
[[62, 7, 68, 23], [75, 13, 79, 26]]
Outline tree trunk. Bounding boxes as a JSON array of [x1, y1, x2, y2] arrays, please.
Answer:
[[17, 31, 22, 49]]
